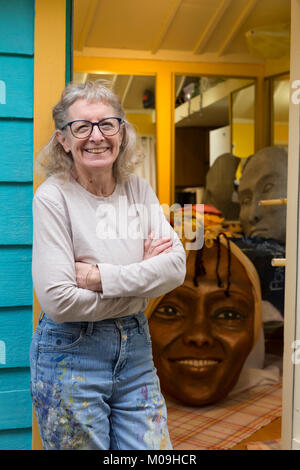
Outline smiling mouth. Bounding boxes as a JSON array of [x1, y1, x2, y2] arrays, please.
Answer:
[[85, 148, 110, 154], [171, 358, 221, 369]]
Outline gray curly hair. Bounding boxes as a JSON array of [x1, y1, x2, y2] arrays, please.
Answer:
[[36, 80, 143, 181]]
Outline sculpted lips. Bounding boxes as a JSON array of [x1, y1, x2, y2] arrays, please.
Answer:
[[249, 228, 268, 236], [170, 357, 222, 371]]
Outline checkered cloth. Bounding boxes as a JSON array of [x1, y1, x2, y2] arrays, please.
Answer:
[[166, 382, 282, 450]]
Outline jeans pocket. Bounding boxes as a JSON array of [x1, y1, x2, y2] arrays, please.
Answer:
[[38, 326, 85, 352]]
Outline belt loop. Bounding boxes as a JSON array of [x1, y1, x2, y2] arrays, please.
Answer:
[[135, 312, 144, 334], [86, 322, 94, 336]]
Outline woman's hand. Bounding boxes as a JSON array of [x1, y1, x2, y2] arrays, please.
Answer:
[[143, 231, 173, 261], [75, 262, 102, 292]]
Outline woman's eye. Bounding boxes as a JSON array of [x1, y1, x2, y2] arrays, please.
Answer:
[[76, 125, 89, 132], [101, 121, 114, 130], [153, 306, 182, 319]]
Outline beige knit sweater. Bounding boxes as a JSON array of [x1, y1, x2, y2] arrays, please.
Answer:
[[32, 173, 186, 323]]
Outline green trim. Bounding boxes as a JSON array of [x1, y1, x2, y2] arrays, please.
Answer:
[[65, 0, 73, 84]]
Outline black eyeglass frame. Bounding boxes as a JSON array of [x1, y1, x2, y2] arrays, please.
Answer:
[[61, 117, 124, 138]]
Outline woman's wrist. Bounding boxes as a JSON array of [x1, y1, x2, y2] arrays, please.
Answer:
[[86, 265, 102, 292]]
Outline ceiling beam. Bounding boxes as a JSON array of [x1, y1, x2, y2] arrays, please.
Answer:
[[121, 75, 134, 107], [151, 0, 183, 54], [218, 0, 258, 56], [77, 0, 99, 52], [193, 0, 232, 54], [111, 74, 118, 88]]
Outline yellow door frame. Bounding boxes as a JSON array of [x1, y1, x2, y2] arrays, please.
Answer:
[[33, 1, 265, 450], [33, 0, 67, 450]]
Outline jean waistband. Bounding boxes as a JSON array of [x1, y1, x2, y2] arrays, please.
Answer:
[[38, 311, 146, 334]]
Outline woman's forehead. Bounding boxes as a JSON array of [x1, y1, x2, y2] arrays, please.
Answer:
[[67, 98, 114, 118]]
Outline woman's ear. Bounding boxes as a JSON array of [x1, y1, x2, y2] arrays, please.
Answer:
[[56, 129, 71, 153]]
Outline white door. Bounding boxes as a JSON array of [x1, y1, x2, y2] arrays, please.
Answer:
[[282, 0, 300, 450]]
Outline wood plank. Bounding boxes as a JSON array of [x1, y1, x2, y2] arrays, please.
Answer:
[[76, 0, 99, 52], [0, 428, 32, 450], [0, 56, 34, 118], [0, 368, 31, 392], [0, 184, 33, 245], [0, 120, 33, 182], [0, 309, 32, 368], [0, 389, 32, 430], [0, 0, 34, 55], [218, 0, 258, 56], [193, 0, 232, 54], [0, 247, 32, 307], [151, 0, 183, 54]]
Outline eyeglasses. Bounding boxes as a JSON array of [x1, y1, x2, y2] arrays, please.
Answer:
[[62, 117, 124, 139]]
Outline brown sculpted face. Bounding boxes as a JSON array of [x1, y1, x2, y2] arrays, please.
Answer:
[[148, 244, 255, 406], [238, 147, 287, 244]]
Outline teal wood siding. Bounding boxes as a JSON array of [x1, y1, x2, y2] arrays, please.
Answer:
[[0, 0, 34, 450]]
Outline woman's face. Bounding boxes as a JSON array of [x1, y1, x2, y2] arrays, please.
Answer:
[[56, 99, 123, 176], [149, 244, 255, 406]]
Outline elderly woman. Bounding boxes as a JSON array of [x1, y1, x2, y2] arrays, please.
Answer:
[[30, 81, 186, 450]]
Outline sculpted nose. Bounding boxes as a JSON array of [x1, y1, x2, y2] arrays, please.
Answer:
[[182, 319, 215, 348], [248, 200, 263, 225]]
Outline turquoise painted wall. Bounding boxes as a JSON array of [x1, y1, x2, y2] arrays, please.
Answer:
[[0, 0, 34, 450]]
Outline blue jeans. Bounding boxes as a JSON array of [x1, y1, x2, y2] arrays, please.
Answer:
[[30, 311, 172, 450]]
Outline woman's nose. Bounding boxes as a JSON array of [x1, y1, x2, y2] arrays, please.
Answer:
[[89, 125, 104, 141]]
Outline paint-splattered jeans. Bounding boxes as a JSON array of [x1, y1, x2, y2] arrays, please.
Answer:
[[30, 311, 172, 450]]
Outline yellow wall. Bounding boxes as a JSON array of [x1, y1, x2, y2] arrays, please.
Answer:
[[34, 0, 66, 193], [126, 112, 156, 135], [232, 122, 255, 158], [274, 122, 289, 145]]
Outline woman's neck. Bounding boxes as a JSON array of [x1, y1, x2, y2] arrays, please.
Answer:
[[71, 166, 116, 197]]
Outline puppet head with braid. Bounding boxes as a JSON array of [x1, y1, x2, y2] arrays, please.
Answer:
[[146, 205, 262, 406]]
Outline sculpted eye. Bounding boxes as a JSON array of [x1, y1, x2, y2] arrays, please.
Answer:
[[263, 182, 274, 193], [153, 305, 182, 320], [213, 308, 246, 322], [240, 196, 251, 206]]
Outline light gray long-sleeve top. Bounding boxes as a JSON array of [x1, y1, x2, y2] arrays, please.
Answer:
[[32, 173, 186, 323]]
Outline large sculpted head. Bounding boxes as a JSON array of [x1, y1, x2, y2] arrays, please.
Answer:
[[238, 146, 288, 244], [146, 235, 261, 406], [203, 153, 240, 220]]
